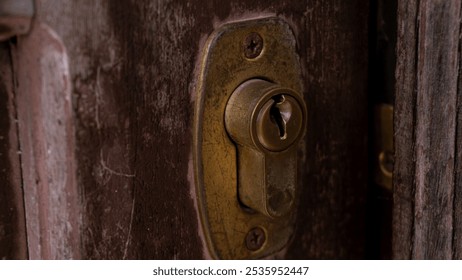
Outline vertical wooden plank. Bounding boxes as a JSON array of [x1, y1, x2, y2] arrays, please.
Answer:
[[455, 11, 462, 262], [394, 0, 461, 259], [0, 42, 27, 259], [413, 0, 460, 259], [11, 23, 80, 259], [286, 0, 369, 259], [393, 0, 418, 260], [36, 0, 207, 259]]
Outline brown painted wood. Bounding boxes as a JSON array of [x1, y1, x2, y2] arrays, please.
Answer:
[[0, 0, 370, 259], [394, 0, 461, 259], [0, 42, 28, 260], [285, 1, 369, 259]]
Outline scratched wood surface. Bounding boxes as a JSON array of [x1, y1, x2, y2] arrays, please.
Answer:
[[11, 22, 81, 259], [393, 0, 462, 259], [0, 1, 369, 259]]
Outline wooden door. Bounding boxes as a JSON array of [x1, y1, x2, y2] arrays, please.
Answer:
[[393, 0, 462, 259], [0, 0, 371, 259]]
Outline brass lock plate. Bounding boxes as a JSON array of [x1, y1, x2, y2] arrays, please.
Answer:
[[193, 17, 304, 259]]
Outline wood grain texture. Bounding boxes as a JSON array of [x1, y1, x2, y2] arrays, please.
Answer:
[[394, 0, 462, 259], [36, 0, 208, 259], [11, 23, 81, 259], [455, 40, 462, 260], [0, 42, 27, 260], [29, 0, 369, 259], [285, 1, 369, 259], [393, 0, 418, 260]]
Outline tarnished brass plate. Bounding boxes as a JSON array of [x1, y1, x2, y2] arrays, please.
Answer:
[[193, 17, 303, 259]]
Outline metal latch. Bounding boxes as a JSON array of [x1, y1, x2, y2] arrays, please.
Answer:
[[0, 0, 34, 41], [374, 104, 394, 191], [194, 17, 306, 259]]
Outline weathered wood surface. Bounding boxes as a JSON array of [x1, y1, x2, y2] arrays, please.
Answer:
[[285, 1, 369, 259], [11, 22, 81, 259], [394, 0, 462, 259], [2, 0, 369, 259], [0, 42, 27, 260]]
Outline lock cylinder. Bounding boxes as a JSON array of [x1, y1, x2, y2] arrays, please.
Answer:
[[225, 79, 306, 218]]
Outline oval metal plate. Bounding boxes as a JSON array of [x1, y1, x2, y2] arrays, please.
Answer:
[[193, 17, 304, 259]]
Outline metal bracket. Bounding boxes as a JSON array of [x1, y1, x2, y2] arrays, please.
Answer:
[[374, 104, 394, 191], [193, 17, 304, 259]]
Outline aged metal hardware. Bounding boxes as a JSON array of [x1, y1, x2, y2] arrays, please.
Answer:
[[374, 104, 394, 191], [0, 0, 34, 41], [243, 32, 263, 59], [245, 227, 266, 251], [194, 17, 305, 259], [225, 79, 306, 218]]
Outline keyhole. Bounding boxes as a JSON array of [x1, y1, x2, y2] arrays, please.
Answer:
[[269, 95, 287, 140], [248, 40, 259, 52]]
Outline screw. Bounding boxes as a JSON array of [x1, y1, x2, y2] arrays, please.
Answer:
[[243, 32, 263, 59], [245, 227, 266, 251]]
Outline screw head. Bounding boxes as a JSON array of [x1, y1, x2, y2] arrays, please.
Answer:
[[245, 227, 266, 251], [243, 32, 263, 59]]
